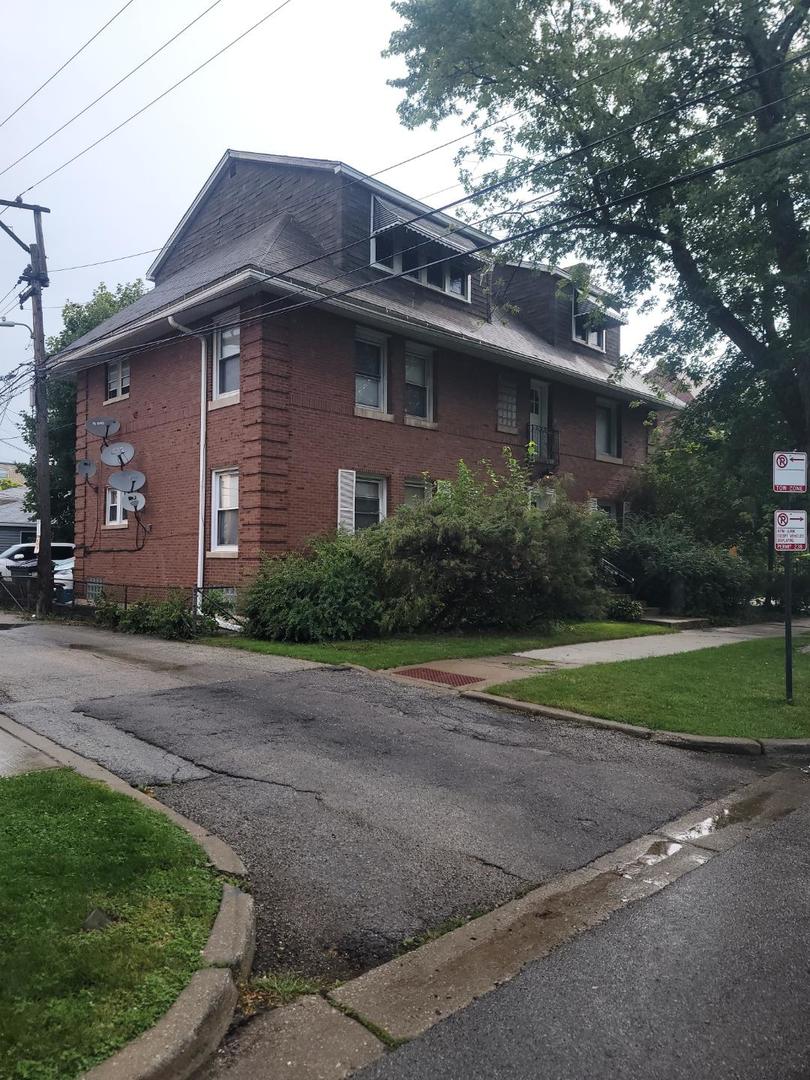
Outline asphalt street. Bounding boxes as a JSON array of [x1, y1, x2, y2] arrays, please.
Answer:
[[0, 621, 768, 980], [359, 801, 810, 1080]]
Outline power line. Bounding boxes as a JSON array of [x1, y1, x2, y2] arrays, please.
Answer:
[[0, 0, 139, 131], [45, 125, 810, 375], [0, 0, 227, 180], [49, 248, 161, 273], [14, 0, 300, 200]]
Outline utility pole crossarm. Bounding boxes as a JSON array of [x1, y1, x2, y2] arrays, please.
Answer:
[[0, 219, 30, 254], [0, 197, 50, 212]]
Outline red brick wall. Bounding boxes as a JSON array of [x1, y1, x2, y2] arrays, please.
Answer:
[[74, 306, 649, 590]]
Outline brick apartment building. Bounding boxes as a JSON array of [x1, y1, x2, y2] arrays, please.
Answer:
[[52, 152, 677, 595]]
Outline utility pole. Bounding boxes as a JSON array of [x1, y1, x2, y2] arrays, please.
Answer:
[[0, 198, 52, 615]]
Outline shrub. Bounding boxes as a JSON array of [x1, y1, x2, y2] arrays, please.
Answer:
[[243, 531, 381, 642], [94, 593, 216, 640], [606, 594, 645, 622], [616, 516, 756, 616]]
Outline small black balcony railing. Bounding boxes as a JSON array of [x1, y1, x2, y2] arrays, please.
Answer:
[[526, 424, 560, 471]]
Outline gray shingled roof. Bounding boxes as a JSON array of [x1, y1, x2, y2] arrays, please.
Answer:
[[53, 206, 677, 407], [0, 487, 34, 527]]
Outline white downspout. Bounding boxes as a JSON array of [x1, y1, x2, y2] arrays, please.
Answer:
[[168, 317, 207, 604]]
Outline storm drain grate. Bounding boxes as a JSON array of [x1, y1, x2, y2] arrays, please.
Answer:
[[396, 667, 482, 687]]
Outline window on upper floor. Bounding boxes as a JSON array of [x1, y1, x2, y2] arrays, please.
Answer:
[[105, 358, 130, 402], [595, 398, 622, 460], [370, 196, 475, 302], [405, 343, 434, 421], [354, 329, 388, 413], [572, 291, 606, 351], [213, 312, 240, 399]]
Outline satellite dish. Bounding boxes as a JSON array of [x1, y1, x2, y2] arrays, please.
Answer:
[[76, 458, 97, 478], [122, 491, 146, 512], [85, 417, 120, 439], [100, 441, 135, 467], [107, 469, 145, 493]]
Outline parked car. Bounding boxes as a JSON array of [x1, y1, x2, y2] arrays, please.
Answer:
[[54, 557, 74, 605], [0, 541, 74, 579]]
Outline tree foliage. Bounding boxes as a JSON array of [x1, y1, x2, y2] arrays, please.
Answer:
[[386, 0, 810, 446], [17, 280, 145, 538]]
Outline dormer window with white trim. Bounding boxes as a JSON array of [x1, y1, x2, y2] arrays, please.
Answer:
[[572, 291, 606, 351], [370, 196, 477, 302]]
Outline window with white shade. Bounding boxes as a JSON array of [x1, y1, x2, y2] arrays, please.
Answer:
[[213, 313, 240, 399], [105, 359, 130, 401], [572, 291, 606, 350], [595, 399, 622, 460], [105, 488, 129, 526], [212, 469, 239, 550], [405, 343, 433, 420], [336, 470, 387, 532], [354, 330, 387, 412]]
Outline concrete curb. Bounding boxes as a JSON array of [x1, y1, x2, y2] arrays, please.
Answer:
[[0, 712, 255, 1080], [460, 690, 810, 756]]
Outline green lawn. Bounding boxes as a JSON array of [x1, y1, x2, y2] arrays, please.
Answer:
[[200, 620, 672, 670], [0, 769, 221, 1080], [487, 635, 810, 739]]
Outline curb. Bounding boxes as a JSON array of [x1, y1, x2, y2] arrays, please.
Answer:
[[0, 713, 255, 1080], [459, 690, 802, 757]]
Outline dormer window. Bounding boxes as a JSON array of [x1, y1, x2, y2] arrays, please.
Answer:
[[572, 291, 606, 351], [370, 196, 477, 302]]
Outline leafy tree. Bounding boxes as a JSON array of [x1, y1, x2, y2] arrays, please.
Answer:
[[386, 1, 810, 447], [0, 478, 19, 491], [17, 281, 145, 538]]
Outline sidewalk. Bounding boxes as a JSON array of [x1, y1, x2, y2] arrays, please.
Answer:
[[0, 726, 58, 777], [388, 619, 810, 690]]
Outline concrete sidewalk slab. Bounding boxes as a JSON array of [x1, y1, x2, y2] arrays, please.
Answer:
[[515, 619, 810, 665], [0, 726, 58, 776]]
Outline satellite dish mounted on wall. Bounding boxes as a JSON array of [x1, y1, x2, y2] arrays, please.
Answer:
[[85, 417, 120, 439], [100, 442, 135, 467], [107, 469, 145, 493], [122, 491, 146, 512], [76, 459, 97, 478]]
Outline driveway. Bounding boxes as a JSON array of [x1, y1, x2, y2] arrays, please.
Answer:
[[0, 620, 767, 980]]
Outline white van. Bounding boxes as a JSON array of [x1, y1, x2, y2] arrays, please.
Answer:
[[0, 542, 75, 579]]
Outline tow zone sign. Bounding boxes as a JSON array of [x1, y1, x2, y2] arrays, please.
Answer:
[[773, 451, 807, 493], [774, 510, 808, 553]]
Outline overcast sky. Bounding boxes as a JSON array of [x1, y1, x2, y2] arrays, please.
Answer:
[[0, 0, 653, 461]]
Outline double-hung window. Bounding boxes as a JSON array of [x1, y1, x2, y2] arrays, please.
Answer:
[[572, 291, 606, 350], [105, 488, 128, 526], [405, 343, 433, 421], [595, 399, 622, 460], [337, 470, 387, 532], [213, 313, 240, 400], [212, 469, 239, 551], [105, 359, 130, 402], [354, 330, 387, 412]]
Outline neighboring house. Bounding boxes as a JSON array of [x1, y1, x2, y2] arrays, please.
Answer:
[[51, 152, 679, 593], [0, 462, 25, 486], [0, 485, 36, 552]]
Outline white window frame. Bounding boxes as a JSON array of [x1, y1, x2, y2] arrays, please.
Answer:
[[104, 358, 130, 403], [211, 468, 239, 552], [354, 328, 388, 414], [212, 310, 241, 402], [595, 398, 622, 461], [104, 488, 129, 528], [369, 203, 472, 303], [404, 342, 434, 422], [572, 291, 606, 352], [354, 474, 387, 531]]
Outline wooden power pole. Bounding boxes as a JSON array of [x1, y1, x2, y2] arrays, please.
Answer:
[[0, 198, 52, 615]]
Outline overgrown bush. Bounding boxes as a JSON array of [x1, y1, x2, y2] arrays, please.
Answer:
[[616, 516, 756, 616], [243, 531, 381, 642], [242, 452, 614, 642], [94, 593, 216, 640], [606, 594, 645, 622]]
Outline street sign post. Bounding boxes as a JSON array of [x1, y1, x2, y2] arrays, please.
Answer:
[[773, 506, 808, 705], [773, 451, 807, 492]]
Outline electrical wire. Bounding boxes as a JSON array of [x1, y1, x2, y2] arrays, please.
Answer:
[[0, 0, 228, 180], [49, 248, 162, 273], [0, 0, 139, 131], [14, 0, 300, 200]]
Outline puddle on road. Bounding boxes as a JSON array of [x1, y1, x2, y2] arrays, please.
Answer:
[[670, 791, 788, 842], [67, 642, 187, 673]]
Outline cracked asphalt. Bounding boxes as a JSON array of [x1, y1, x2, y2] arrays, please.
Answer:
[[0, 620, 768, 980]]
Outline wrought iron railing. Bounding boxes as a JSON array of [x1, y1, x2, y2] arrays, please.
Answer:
[[526, 425, 560, 470]]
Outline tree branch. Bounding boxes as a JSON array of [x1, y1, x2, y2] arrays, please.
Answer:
[[775, 0, 810, 56]]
